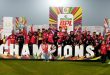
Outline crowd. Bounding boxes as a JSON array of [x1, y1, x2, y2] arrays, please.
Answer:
[[0, 26, 110, 63]]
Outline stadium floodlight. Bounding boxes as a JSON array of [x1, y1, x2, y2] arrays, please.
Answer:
[[49, 0, 68, 6]]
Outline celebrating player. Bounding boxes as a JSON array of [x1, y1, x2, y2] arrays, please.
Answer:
[[100, 41, 107, 63], [41, 41, 49, 61]]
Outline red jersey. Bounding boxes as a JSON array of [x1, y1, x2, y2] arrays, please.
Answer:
[[57, 32, 64, 43], [100, 44, 107, 55], [92, 35, 96, 40], [84, 33, 87, 37], [76, 35, 81, 41], [43, 32, 48, 41], [48, 33, 54, 43], [41, 44, 48, 53], [25, 35, 30, 44], [30, 35, 37, 44], [99, 36, 104, 40], [87, 34, 91, 40], [8, 35, 16, 44], [106, 37, 110, 44]]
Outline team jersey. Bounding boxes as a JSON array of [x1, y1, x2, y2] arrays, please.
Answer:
[[92, 35, 96, 40], [100, 44, 107, 55], [8, 35, 17, 44], [30, 35, 37, 44], [63, 32, 68, 41], [25, 35, 30, 44], [48, 33, 54, 43], [42, 32, 48, 41], [76, 35, 81, 41], [99, 35, 104, 40], [41, 44, 48, 53], [87, 34, 91, 40], [57, 32, 64, 43], [106, 36, 110, 44]]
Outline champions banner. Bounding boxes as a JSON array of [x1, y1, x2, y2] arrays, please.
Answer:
[[49, 7, 82, 32], [0, 44, 100, 60]]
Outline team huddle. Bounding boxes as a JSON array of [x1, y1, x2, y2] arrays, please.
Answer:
[[0, 26, 110, 63]]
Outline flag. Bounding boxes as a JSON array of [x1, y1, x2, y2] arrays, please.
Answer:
[[104, 18, 109, 34], [22, 17, 27, 25], [104, 18, 108, 28], [15, 17, 27, 30], [15, 17, 19, 29]]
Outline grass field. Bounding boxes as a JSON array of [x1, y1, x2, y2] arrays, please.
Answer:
[[0, 60, 110, 75]]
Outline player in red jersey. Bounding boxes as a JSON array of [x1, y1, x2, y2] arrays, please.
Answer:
[[92, 32, 96, 41], [30, 32, 38, 44], [87, 31, 91, 40], [25, 35, 30, 44], [42, 29, 48, 42], [41, 41, 49, 61], [28, 32, 37, 55], [63, 29, 68, 42], [76, 31, 81, 44], [7, 30, 17, 44], [106, 34, 110, 45], [99, 33, 104, 40], [25, 31, 32, 44], [48, 30, 54, 44], [7, 30, 17, 54], [85, 31, 93, 45], [100, 41, 107, 63], [57, 27, 64, 44], [25, 31, 33, 55], [81, 31, 87, 44]]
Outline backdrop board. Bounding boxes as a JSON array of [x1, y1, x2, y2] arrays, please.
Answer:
[[82, 26, 104, 35], [49, 7, 82, 33], [2, 17, 14, 38]]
